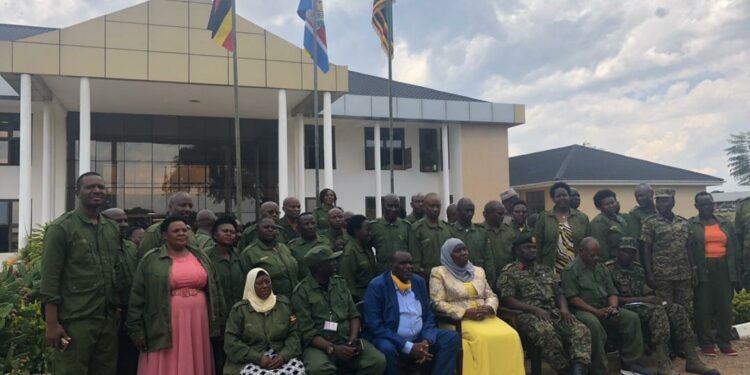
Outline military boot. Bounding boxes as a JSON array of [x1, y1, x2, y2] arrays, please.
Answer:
[[683, 340, 720, 375], [655, 345, 678, 375]]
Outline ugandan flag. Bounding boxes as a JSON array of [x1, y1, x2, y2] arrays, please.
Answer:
[[207, 0, 234, 51], [372, 0, 394, 59]]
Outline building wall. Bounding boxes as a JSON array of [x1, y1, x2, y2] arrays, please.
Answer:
[[460, 123, 509, 208], [517, 184, 707, 219]]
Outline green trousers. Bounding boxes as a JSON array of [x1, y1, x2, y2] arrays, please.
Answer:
[[695, 257, 734, 349], [574, 309, 644, 375], [53, 316, 119, 375], [302, 339, 386, 375]]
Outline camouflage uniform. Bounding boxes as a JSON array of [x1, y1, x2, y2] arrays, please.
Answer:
[[606, 260, 693, 346], [497, 261, 591, 370], [736, 197, 750, 290], [641, 210, 693, 318]]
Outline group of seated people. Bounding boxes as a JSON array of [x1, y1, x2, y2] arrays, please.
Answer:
[[118, 182, 740, 375]]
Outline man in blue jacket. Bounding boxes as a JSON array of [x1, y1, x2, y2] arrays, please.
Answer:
[[363, 251, 460, 375]]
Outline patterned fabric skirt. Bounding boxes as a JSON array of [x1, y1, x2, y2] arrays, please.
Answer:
[[555, 220, 576, 273], [239, 349, 305, 375]]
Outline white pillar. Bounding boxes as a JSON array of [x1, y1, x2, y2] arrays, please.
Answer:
[[79, 77, 91, 175], [18, 74, 32, 250], [295, 114, 305, 200], [449, 124, 463, 200], [441, 124, 450, 220], [323, 92, 333, 189], [278, 89, 288, 202], [374, 123, 382, 217], [42, 102, 52, 223]]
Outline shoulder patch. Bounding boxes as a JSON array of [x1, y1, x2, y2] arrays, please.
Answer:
[[231, 300, 250, 311]]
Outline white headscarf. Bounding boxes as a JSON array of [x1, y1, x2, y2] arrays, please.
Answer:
[[440, 238, 475, 282], [243, 268, 277, 313]]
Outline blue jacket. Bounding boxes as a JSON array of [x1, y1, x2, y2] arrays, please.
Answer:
[[362, 271, 439, 350]]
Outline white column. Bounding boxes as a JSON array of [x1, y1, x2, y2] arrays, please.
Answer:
[[323, 92, 333, 189], [277, 89, 288, 202], [449, 124, 463, 199], [18, 74, 32, 250], [79, 77, 91, 175], [441, 124, 450, 220], [42, 102, 52, 223], [374, 123, 382, 217], [295, 114, 305, 200]]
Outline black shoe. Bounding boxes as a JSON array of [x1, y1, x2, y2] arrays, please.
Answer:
[[571, 361, 588, 375], [620, 362, 655, 375]]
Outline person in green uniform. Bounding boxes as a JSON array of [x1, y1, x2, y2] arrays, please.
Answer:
[[238, 217, 300, 299], [278, 197, 302, 245], [689, 192, 740, 356], [445, 204, 458, 225], [405, 192, 425, 224], [101, 208, 139, 375], [590, 189, 629, 262], [292, 246, 386, 375], [735, 196, 750, 290], [480, 200, 516, 283], [238, 201, 280, 251], [207, 216, 244, 374], [450, 198, 495, 285], [288, 213, 331, 278], [509, 200, 530, 237], [370, 194, 410, 271], [501, 188, 521, 226], [127, 227, 145, 247], [319, 207, 351, 252], [561, 237, 652, 375], [41, 172, 121, 375], [570, 188, 582, 210], [607, 237, 718, 375], [641, 188, 696, 319], [533, 181, 590, 273], [339, 215, 378, 302], [627, 183, 657, 263], [408, 192, 452, 276], [223, 268, 304, 375], [194, 209, 217, 250], [498, 234, 591, 375], [314, 188, 338, 230], [137, 191, 200, 258]]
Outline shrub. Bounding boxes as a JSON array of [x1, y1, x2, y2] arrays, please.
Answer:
[[733, 289, 750, 325]]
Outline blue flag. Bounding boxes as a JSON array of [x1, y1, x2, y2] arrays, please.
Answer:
[[297, 0, 329, 73]]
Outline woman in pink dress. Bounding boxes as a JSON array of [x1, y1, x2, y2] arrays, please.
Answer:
[[127, 216, 226, 375]]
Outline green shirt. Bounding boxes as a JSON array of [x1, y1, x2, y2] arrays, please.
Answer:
[[291, 275, 360, 346], [126, 245, 226, 352], [450, 222, 496, 285], [735, 198, 750, 289], [207, 245, 245, 311], [40, 210, 120, 322], [641, 213, 691, 281], [590, 213, 629, 262], [626, 205, 656, 240], [277, 218, 300, 245], [687, 215, 739, 284], [314, 207, 332, 230], [137, 221, 201, 258], [117, 239, 139, 306], [405, 212, 422, 225], [408, 218, 452, 273], [239, 240, 300, 299], [605, 260, 649, 298], [237, 223, 258, 252], [497, 261, 559, 310], [369, 217, 410, 271], [561, 258, 618, 309], [319, 227, 351, 252], [287, 235, 331, 279], [195, 228, 215, 250], [533, 207, 590, 268], [481, 222, 517, 280], [223, 297, 301, 374], [338, 240, 378, 300]]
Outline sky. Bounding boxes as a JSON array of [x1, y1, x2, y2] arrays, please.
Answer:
[[1, 0, 748, 191]]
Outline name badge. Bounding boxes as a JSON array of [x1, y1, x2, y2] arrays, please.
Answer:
[[323, 321, 338, 332]]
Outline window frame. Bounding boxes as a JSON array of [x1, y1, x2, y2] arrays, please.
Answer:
[[304, 125, 337, 170], [418, 128, 443, 172], [364, 127, 411, 170], [0, 199, 19, 252], [0, 114, 21, 166]]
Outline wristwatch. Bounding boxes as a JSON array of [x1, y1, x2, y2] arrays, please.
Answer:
[[326, 345, 335, 355]]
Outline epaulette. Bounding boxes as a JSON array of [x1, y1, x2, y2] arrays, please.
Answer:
[[276, 295, 290, 304], [231, 299, 250, 311], [604, 260, 616, 266], [501, 262, 516, 272]]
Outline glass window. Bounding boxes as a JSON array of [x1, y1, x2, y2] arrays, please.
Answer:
[[304, 125, 336, 169], [364, 127, 410, 170], [0, 113, 20, 166], [419, 128, 442, 172], [0, 200, 19, 252]]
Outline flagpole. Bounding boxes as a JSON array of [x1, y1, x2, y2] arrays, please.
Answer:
[[312, 2, 320, 209], [231, 0, 243, 219], [388, 0, 395, 194]]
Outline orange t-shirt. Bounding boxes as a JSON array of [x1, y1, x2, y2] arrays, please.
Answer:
[[704, 224, 727, 258]]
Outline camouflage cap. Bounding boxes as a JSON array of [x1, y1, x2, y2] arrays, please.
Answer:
[[654, 188, 675, 198], [500, 188, 519, 201], [303, 245, 342, 267], [618, 237, 638, 251]]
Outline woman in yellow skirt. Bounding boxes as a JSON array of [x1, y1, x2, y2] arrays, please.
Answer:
[[430, 238, 525, 375]]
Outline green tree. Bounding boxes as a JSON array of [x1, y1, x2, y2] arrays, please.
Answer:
[[726, 131, 750, 185]]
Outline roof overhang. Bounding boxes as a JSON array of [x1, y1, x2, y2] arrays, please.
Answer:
[[513, 180, 725, 190]]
